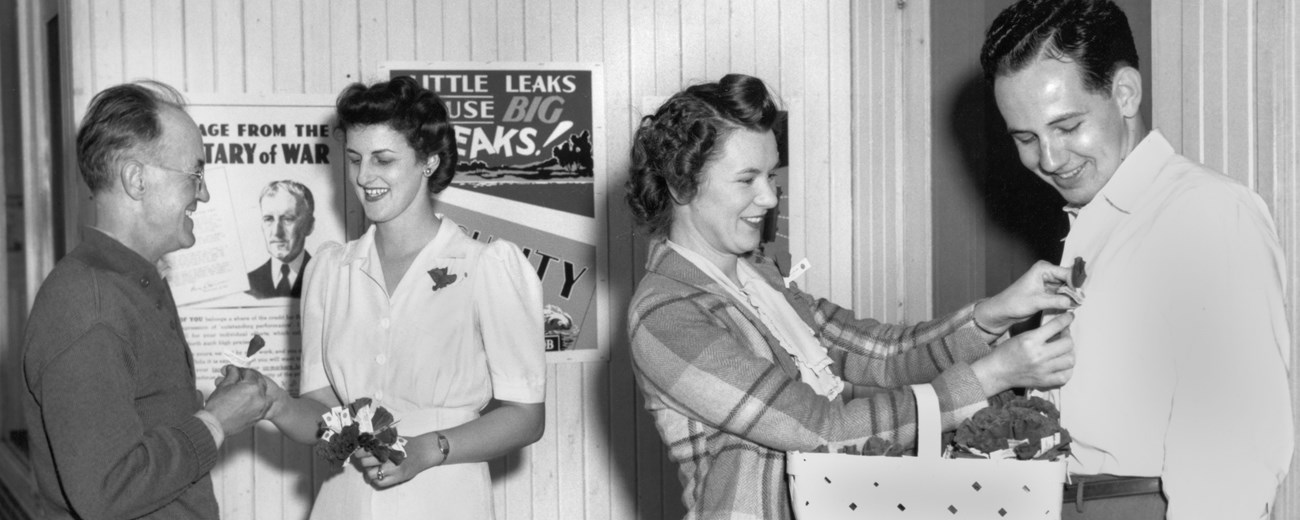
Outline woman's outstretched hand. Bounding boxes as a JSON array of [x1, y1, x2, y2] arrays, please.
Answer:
[[973, 260, 1077, 334], [971, 311, 1076, 397]]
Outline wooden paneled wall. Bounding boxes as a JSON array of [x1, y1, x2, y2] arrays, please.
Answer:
[[1151, 1, 1300, 518], [63, 1, 891, 518]]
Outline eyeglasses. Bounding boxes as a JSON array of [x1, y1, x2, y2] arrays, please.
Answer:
[[148, 163, 206, 191]]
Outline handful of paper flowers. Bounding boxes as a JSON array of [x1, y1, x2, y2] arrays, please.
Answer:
[[944, 395, 1071, 461], [316, 398, 407, 467]]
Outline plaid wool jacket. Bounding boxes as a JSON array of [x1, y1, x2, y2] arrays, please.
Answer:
[[628, 239, 998, 520]]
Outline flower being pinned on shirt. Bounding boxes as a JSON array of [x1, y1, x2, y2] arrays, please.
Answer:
[[427, 266, 460, 292], [1057, 256, 1087, 306], [316, 398, 407, 467]]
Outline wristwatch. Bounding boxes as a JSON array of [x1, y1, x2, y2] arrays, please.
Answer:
[[435, 432, 451, 463]]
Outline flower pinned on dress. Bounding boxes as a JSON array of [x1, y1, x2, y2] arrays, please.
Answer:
[[316, 398, 407, 467], [944, 396, 1071, 461], [427, 266, 460, 292]]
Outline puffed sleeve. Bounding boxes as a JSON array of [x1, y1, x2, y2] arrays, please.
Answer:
[[473, 239, 546, 403], [299, 242, 344, 396]]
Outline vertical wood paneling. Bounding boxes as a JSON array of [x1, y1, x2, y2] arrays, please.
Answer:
[[624, 1, 663, 516], [1179, 1, 1202, 160], [469, 0, 496, 61], [184, 0, 216, 93], [679, 1, 706, 85], [386, 0, 414, 61], [356, 0, 385, 84], [600, 0, 636, 516], [550, 0, 576, 61], [703, 0, 728, 80], [826, 0, 852, 309], [523, 0, 550, 62], [729, 0, 755, 76], [302, 0, 332, 93], [1225, 0, 1253, 187], [497, 0, 525, 61], [152, 1, 185, 88], [243, 0, 273, 93], [440, 0, 469, 61], [413, 1, 442, 61], [272, 0, 304, 93], [91, 0, 122, 92], [899, 0, 932, 322], [652, 0, 680, 95], [121, 1, 152, 81], [1202, 0, 1225, 170], [1151, 0, 1181, 145], [213, 0, 244, 92], [329, 0, 359, 91]]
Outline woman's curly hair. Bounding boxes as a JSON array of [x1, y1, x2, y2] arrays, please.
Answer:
[[335, 76, 459, 194], [626, 74, 780, 236]]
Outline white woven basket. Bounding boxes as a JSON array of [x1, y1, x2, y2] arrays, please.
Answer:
[[787, 384, 1065, 519]]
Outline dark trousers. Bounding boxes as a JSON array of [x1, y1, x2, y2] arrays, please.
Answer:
[[1062, 475, 1166, 519]]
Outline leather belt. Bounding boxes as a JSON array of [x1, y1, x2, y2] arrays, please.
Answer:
[[1064, 475, 1163, 510]]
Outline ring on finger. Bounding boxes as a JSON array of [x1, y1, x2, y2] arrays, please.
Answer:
[[376, 469, 385, 481]]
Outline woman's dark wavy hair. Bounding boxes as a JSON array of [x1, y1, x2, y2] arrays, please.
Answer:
[[626, 74, 780, 236], [335, 76, 458, 194], [980, 0, 1138, 94]]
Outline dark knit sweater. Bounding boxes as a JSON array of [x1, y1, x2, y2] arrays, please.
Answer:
[[22, 228, 219, 520]]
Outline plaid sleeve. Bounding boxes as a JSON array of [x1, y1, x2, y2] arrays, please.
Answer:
[[785, 285, 993, 389], [629, 284, 990, 452]]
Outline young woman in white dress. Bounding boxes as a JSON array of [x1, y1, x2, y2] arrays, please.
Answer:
[[263, 76, 546, 520]]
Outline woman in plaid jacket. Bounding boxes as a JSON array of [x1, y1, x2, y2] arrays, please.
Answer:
[[625, 74, 1078, 520]]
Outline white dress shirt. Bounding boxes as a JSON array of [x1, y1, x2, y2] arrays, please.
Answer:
[[1046, 130, 1292, 519]]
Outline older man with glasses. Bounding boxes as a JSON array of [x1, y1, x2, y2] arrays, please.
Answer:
[[22, 80, 274, 520]]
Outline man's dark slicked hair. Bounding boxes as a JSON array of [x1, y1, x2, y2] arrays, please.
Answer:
[[980, 0, 1138, 93]]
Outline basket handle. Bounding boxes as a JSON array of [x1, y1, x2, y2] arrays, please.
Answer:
[[910, 384, 941, 459]]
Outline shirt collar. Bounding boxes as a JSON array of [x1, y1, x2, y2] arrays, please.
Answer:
[[77, 226, 162, 278], [1068, 129, 1175, 216], [274, 251, 306, 276], [341, 216, 469, 268]]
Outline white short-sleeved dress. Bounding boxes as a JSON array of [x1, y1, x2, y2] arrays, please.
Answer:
[[300, 217, 546, 520]]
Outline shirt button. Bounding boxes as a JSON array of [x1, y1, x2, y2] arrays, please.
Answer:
[[155, 301, 163, 310], [140, 277, 150, 287], [376, 354, 387, 365], [374, 390, 384, 400], [380, 318, 390, 329]]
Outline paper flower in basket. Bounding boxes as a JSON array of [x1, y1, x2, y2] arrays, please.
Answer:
[[946, 396, 1071, 461], [316, 398, 407, 467]]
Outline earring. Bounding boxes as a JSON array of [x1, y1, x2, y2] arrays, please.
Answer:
[[423, 168, 433, 177]]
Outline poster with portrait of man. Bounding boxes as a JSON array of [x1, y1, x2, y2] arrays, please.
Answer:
[[159, 94, 352, 395]]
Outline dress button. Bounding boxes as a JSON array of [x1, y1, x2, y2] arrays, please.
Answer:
[[376, 354, 387, 365]]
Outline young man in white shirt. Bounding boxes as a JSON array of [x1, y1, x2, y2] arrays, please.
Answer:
[[981, 1, 1293, 518]]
